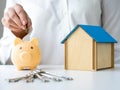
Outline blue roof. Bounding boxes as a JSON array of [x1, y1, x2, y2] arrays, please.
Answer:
[[61, 25, 117, 43]]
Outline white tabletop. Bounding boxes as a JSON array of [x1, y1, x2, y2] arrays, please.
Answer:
[[0, 65, 120, 90]]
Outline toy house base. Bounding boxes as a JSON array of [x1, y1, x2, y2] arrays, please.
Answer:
[[65, 66, 114, 71], [61, 25, 117, 71]]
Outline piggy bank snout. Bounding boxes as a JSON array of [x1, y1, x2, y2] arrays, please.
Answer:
[[20, 52, 32, 62]]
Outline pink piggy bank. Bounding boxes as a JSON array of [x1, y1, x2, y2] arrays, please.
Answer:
[[11, 38, 41, 70]]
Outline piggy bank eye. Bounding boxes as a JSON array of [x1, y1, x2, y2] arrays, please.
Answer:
[[19, 47, 22, 49], [30, 46, 34, 49]]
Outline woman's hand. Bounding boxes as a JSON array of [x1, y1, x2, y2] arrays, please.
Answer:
[[1, 4, 32, 39]]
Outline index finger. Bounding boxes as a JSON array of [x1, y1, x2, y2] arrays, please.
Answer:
[[14, 4, 28, 26]]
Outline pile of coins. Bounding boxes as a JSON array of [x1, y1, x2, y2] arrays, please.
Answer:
[[7, 69, 73, 83]]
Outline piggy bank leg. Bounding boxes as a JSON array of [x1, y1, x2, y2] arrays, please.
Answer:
[[17, 66, 24, 70], [29, 66, 37, 70]]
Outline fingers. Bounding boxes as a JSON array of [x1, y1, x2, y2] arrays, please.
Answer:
[[1, 3, 32, 31], [1, 3, 32, 38], [7, 7, 24, 29], [1, 13, 20, 31], [13, 4, 32, 29], [14, 4, 27, 26]]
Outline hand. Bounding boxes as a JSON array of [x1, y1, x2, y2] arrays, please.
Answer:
[[1, 4, 32, 39]]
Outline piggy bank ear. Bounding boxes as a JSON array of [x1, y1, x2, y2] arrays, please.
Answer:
[[30, 38, 39, 46], [14, 38, 23, 46]]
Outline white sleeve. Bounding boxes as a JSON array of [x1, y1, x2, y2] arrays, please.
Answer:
[[0, 27, 16, 64], [101, 0, 120, 63], [0, 0, 31, 64], [4, 0, 16, 12]]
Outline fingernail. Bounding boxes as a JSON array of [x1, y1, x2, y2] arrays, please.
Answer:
[[22, 21, 26, 25]]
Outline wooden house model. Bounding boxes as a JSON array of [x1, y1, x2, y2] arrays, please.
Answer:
[[61, 25, 117, 71]]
